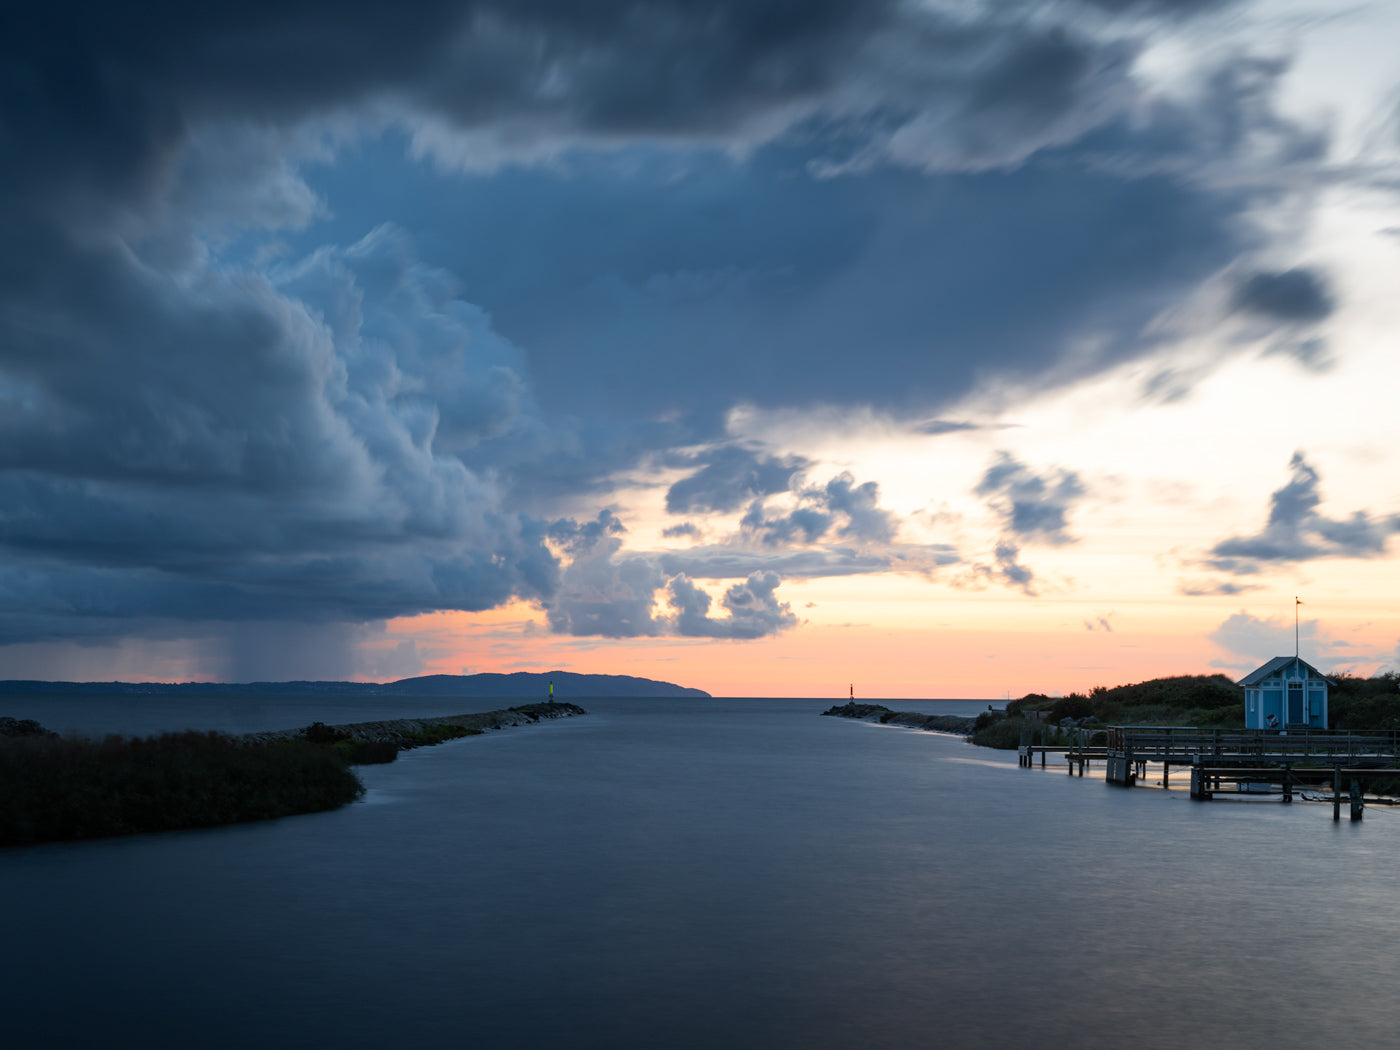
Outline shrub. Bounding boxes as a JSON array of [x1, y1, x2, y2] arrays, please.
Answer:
[[397, 724, 484, 748], [0, 731, 363, 847], [970, 717, 1065, 750], [1048, 694, 1094, 723], [973, 710, 1004, 732], [328, 738, 400, 765]]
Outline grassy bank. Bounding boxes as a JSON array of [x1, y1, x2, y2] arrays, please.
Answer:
[[1, 701, 587, 847], [968, 674, 1245, 749], [0, 731, 363, 846], [968, 671, 1400, 749]]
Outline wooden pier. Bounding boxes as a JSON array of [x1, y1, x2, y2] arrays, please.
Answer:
[[1020, 726, 1400, 820]]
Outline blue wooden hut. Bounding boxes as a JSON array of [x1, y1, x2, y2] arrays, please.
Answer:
[[1239, 656, 1332, 730]]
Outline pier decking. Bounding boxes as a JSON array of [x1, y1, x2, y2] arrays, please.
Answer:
[[1018, 726, 1400, 820]]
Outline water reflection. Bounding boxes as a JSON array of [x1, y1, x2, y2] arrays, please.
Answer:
[[3, 698, 1395, 1049]]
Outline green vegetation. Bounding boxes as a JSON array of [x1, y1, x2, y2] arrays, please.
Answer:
[[970, 671, 1400, 749], [0, 731, 363, 847], [2, 702, 585, 847], [398, 723, 486, 747], [300, 719, 485, 765], [1328, 672, 1400, 731], [971, 674, 1245, 749]]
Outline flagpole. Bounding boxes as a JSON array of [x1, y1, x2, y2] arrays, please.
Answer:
[[1295, 597, 1302, 658]]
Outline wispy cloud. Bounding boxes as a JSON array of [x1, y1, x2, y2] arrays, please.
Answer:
[[1207, 453, 1400, 573]]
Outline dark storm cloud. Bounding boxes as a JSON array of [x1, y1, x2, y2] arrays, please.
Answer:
[[382, 143, 1253, 425], [0, 225, 562, 651], [0, 0, 1325, 666], [1207, 452, 1400, 572], [665, 446, 808, 515], [2, 0, 1154, 194]]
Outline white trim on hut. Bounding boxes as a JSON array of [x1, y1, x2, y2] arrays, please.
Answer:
[[1239, 656, 1332, 730]]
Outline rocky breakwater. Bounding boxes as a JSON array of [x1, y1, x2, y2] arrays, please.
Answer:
[[243, 701, 588, 751], [821, 701, 978, 736]]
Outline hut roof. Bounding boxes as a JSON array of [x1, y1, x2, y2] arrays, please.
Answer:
[[1238, 656, 1335, 687]]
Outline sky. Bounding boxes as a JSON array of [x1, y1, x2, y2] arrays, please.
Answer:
[[2, 0, 1399, 698]]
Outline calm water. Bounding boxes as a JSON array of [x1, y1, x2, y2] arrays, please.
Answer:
[[3, 696, 1396, 1049]]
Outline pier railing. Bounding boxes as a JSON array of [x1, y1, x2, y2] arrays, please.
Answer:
[[1106, 727, 1400, 765]]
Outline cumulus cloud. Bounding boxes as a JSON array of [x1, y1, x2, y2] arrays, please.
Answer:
[[1208, 611, 1302, 666], [959, 453, 1089, 595], [0, 226, 561, 663], [546, 513, 664, 638], [666, 572, 799, 640], [739, 472, 899, 547], [665, 446, 807, 515], [953, 542, 1038, 596], [545, 512, 799, 640], [976, 452, 1087, 545], [1208, 453, 1400, 573]]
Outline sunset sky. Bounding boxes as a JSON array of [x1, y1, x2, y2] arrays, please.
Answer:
[[2, 0, 1398, 698]]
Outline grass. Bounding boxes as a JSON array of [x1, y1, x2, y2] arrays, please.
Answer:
[[970, 674, 1246, 749], [3, 703, 583, 847]]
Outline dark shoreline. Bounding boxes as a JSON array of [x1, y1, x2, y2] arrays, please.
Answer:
[[0, 702, 587, 848], [241, 700, 588, 748]]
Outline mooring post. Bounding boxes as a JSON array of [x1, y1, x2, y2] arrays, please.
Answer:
[[1162, 764, 1169, 790], [1351, 778, 1364, 822], [1333, 766, 1341, 822], [1190, 757, 1210, 800], [1282, 763, 1292, 803]]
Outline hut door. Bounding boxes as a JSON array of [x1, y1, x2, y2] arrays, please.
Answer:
[[1287, 681, 1304, 725]]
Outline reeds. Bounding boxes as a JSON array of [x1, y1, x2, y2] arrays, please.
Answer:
[[0, 731, 364, 847]]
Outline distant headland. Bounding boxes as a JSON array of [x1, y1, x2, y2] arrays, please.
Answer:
[[0, 671, 710, 699]]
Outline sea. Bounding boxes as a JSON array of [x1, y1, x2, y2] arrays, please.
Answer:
[[3, 694, 1397, 1050]]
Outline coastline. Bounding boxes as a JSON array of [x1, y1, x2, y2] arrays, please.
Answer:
[[240, 700, 588, 748], [1, 702, 588, 847]]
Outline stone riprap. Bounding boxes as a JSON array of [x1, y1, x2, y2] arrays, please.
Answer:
[[243, 701, 587, 748], [821, 701, 977, 736]]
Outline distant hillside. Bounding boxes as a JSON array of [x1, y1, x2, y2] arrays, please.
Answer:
[[0, 671, 710, 699]]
